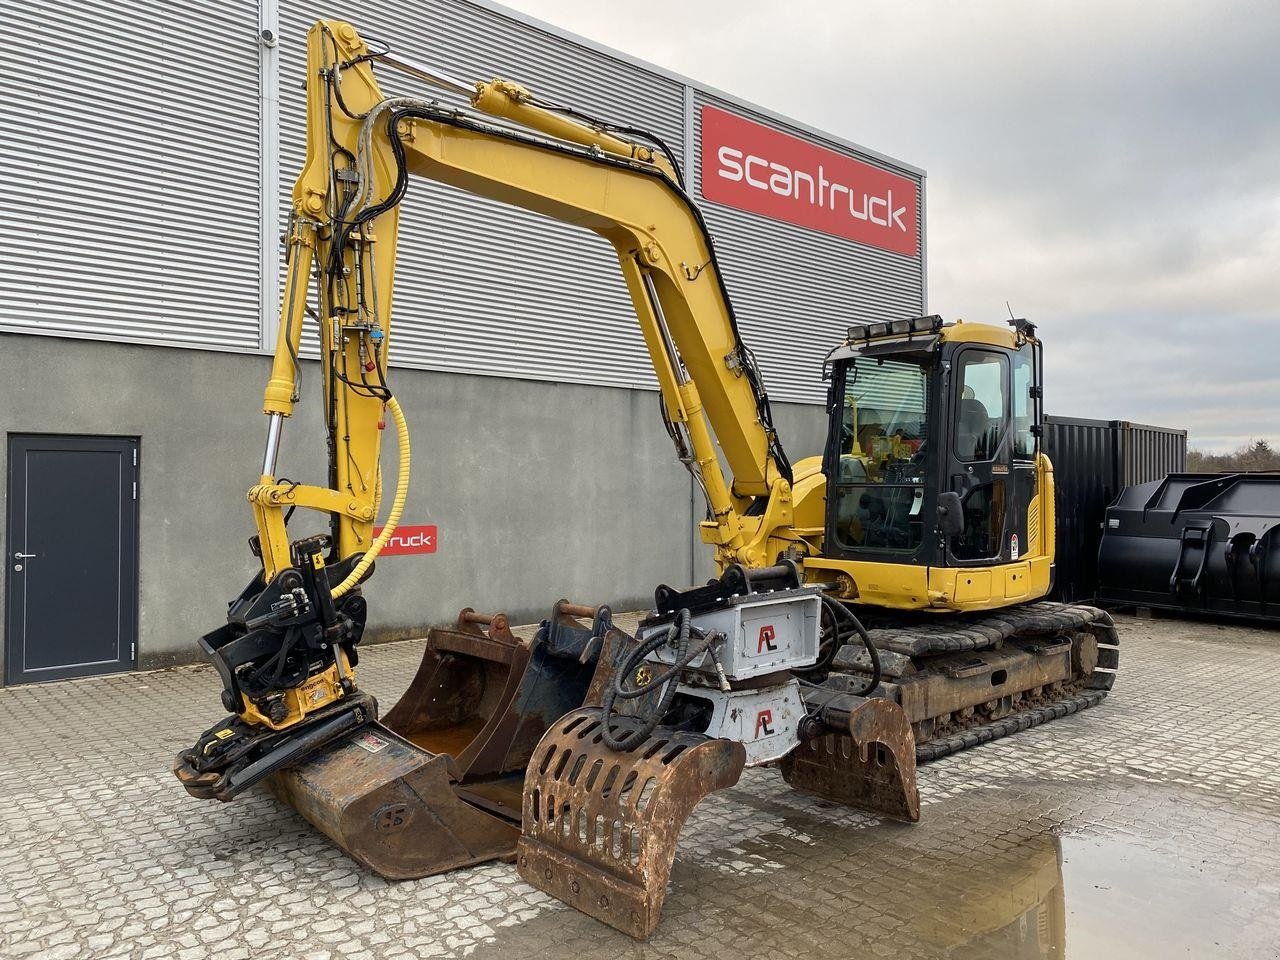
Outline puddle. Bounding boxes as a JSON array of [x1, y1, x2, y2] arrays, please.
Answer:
[[688, 795, 1280, 960], [1054, 833, 1270, 960], [466, 781, 1280, 960], [844, 830, 1274, 960]]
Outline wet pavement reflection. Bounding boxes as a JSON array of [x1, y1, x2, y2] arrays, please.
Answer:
[[3, 613, 1278, 958]]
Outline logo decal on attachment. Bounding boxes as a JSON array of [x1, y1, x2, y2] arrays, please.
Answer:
[[754, 709, 776, 738], [353, 732, 388, 754], [757, 625, 778, 653]]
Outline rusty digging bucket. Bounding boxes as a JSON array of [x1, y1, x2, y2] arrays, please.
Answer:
[[267, 601, 616, 879], [516, 709, 746, 938]]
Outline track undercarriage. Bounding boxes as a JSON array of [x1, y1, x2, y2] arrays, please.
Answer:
[[819, 601, 1119, 763]]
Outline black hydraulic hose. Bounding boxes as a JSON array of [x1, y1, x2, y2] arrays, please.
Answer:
[[795, 599, 841, 677], [600, 609, 703, 751], [819, 595, 881, 696], [347, 100, 794, 487]]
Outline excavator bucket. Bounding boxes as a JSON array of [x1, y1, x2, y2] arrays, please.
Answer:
[[267, 601, 614, 878], [510, 696, 913, 939], [514, 572, 920, 939], [780, 693, 920, 823], [516, 709, 747, 939]]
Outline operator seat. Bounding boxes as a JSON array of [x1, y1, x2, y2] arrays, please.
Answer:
[[955, 398, 991, 460]]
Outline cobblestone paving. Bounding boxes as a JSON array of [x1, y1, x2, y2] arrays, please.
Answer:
[[2, 613, 1278, 959]]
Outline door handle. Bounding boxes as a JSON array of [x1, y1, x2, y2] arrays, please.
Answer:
[[13, 552, 35, 559]]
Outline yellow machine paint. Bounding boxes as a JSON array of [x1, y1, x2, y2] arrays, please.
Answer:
[[787, 317, 1058, 612], [254, 21, 1055, 624], [253, 21, 804, 598], [175, 20, 1120, 942], [233, 657, 354, 732], [798, 441, 1056, 613], [209, 19, 1071, 746]]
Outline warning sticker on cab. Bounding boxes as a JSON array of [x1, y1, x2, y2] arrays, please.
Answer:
[[353, 732, 389, 754]]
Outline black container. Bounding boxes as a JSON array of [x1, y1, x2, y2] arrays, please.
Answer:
[[1097, 473, 1280, 622], [1042, 417, 1187, 602]]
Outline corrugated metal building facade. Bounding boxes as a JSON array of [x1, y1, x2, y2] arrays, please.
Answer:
[[0, 0, 926, 680]]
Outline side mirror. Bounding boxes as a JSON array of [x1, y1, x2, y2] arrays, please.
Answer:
[[937, 491, 965, 537]]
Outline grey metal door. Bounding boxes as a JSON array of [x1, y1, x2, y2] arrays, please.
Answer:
[[5, 435, 138, 684]]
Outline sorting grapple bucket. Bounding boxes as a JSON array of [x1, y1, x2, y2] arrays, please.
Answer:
[[515, 565, 921, 939], [268, 601, 615, 878], [517, 709, 746, 939], [1099, 472, 1280, 623]]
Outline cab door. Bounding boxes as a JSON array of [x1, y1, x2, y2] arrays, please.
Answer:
[[945, 347, 1015, 564]]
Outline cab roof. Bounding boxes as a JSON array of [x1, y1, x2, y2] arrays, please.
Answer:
[[823, 315, 1036, 374]]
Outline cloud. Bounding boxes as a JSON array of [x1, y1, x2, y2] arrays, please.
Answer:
[[506, 0, 1280, 451]]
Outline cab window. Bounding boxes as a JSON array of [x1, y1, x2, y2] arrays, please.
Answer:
[[829, 357, 929, 553], [953, 352, 1007, 462], [1013, 346, 1035, 460]]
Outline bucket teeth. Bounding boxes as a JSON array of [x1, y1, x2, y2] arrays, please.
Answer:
[[780, 696, 921, 823], [516, 708, 746, 939]]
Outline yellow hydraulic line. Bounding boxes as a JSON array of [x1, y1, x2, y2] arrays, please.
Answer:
[[331, 396, 411, 599]]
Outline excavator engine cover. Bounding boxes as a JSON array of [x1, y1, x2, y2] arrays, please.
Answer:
[[267, 601, 615, 878]]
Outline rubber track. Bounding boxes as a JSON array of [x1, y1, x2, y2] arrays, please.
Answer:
[[869, 600, 1121, 658]]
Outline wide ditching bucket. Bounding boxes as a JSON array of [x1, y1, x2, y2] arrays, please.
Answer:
[[268, 601, 613, 879]]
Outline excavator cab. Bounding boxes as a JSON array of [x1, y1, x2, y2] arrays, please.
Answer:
[[814, 315, 1051, 608], [804, 315, 1117, 762]]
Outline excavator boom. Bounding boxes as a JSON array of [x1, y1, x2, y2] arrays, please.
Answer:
[[253, 21, 800, 588]]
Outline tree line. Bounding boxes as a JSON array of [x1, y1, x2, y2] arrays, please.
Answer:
[[1187, 439, 1280, 473]]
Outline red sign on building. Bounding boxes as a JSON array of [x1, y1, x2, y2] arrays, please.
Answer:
[[372, 524, 438, 556], [700, 105, 919, 256]]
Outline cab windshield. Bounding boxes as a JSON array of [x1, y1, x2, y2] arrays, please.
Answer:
[[830, 356, 930, 553]]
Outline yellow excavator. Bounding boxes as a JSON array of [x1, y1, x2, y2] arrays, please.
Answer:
[[175, 20, 1119, 939]]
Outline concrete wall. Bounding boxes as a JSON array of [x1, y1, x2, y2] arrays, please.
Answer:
[[0, 333, 830, 675]]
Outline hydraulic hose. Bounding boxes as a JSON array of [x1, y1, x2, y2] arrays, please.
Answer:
[[819, 595, 881, 696], [331, 396, 410, 598], [601, 609, 707, 752]]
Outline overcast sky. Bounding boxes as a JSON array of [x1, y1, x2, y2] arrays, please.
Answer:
[[503, 0, 1279, 452]]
